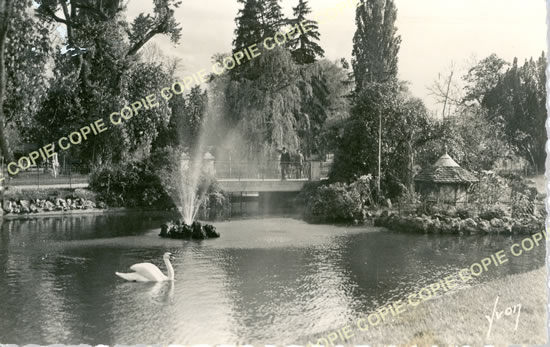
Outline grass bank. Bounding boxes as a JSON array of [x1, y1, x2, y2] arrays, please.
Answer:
[[306, 266, 546, 346]]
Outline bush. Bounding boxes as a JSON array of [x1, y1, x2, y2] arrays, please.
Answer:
[[197, 178, 231, 220], [479, 204, 508, 220], [456, 205, 478, 219], [89, 160, 171, 208], [300, 181, 374, 223]]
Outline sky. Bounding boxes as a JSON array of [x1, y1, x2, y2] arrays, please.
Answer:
[[126, 0, 547, 113]]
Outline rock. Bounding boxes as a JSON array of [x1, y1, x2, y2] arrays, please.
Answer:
[[490, 218, 503, 228], [44, 201, 55, 211], [440, 222, 453, 234], [55, 198, 67, 207], [29, 203, 38, 213], [511, 222, 528, 234], [463, 218, 477, 233], [19, 200, 30, 213], [478, 221, 491, 233], [450, 218, 461, 233], [204, 224, 220, 238], [385, 198, 392, 209], [413, 216, 425, 232], [502, 216, 513, 224], [3, 200, 12, 213], [428, 218, 441, 233]]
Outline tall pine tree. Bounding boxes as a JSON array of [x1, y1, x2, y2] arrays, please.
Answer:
[[263, 0, 284, 38], [233, 0, 264, 53], [288, 0, 324, 65], [234, 0, 284, 52], [352, 0, 401, 90]]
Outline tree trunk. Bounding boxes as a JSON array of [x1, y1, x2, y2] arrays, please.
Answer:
[[0, 0, 14, 162], [407, 139, 414, 193]]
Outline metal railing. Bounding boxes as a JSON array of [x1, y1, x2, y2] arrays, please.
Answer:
[[1, 162, 91, 190], [214, 161, 312, 181]]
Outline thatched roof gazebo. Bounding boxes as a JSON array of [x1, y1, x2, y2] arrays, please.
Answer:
[[414, 153, 479, 204]]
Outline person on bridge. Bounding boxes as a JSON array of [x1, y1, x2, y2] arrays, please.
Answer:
[[280, 147, 291, 180], [297, 150, 304, 179]]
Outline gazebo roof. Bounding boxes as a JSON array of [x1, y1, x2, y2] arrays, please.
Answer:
[[415, 153, 479, 184]]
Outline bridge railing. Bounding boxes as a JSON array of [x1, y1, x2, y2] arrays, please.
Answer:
[[214, 161, 312, 181]]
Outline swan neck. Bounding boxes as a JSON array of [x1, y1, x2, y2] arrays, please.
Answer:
[[164, 257, 174, 280]]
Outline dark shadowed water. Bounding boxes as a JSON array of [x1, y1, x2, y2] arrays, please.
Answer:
[[0, 212, 545, 345]]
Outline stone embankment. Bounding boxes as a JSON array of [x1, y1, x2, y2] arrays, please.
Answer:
[[374, 210, 544, 235], [2, 197, 103, 215]]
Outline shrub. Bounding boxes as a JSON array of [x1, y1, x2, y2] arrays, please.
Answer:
[[300, 183, 365, 223], [89, 160, 170, 208], [198, 178, 231, 220], [456, 205, 478, 219], [479, 204, 508, 220]]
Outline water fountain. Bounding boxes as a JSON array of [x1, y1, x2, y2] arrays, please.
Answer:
[[159, 150, 220, 240]]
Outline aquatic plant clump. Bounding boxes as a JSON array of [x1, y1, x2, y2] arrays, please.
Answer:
[[159, 220, 220, 240]]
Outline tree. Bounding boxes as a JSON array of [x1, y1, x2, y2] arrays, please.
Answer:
[[330, 83, 439, 199], [36, 0, 182, 92], [352, 0, 401, 91], [264, 0, 284, 38], [233, 0, 264, 53], [34, 0, 183, 163], [0, 0, 15, 161], [428, 62, 462, 119], [288, 0, 324, 65], [465, 53, 547, 173], [1, 1, 52, 160], [463, 54, 508, 106]]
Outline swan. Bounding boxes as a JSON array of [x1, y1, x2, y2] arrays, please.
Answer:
[[116, 252, 175, 282]]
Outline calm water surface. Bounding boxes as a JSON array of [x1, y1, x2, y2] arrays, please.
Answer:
[[0, 213, 544, 344]]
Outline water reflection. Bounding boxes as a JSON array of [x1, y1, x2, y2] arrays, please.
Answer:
[[0, 214, 545, 345]]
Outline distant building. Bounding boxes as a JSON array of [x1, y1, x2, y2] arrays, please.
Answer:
[[414, 153, 479, 204]]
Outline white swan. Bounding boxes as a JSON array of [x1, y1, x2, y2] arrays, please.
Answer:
[[116, 252, 175, 282]]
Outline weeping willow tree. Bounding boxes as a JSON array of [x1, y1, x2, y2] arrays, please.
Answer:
[[208, 47, 350, 162]]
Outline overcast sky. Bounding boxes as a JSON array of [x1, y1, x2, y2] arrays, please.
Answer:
[[126, 0, 546, 113]]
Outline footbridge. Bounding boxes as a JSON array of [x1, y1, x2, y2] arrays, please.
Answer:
[[214, 161, 329, 193]]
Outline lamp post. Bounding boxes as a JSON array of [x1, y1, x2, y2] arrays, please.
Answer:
[[377, 108, 381, 199]]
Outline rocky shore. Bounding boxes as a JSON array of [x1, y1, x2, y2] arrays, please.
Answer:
[[160, 220, 220, 240], [2, 197, 103, 215], [374, 210, 544, 235]]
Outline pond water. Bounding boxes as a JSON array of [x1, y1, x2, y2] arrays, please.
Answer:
[[0, 212, 545, 345]]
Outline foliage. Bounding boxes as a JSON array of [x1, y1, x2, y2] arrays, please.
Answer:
[[352, 0, 401, 89], [89, 159, 171, 208], [468, 171, 508, 206], [287, 0, 324, 65], [306, 182, 363, 222], [32, 0, 182, 164], [478, 204, 508, 220], [198, 179, 231, 220], [0, 0, 53, 160], [3, 2, 52, 145], [463, 53, 547, 172], [330, 82, 439, 199], [212, 47, 350, 160], [299, 175, 375, 222]]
